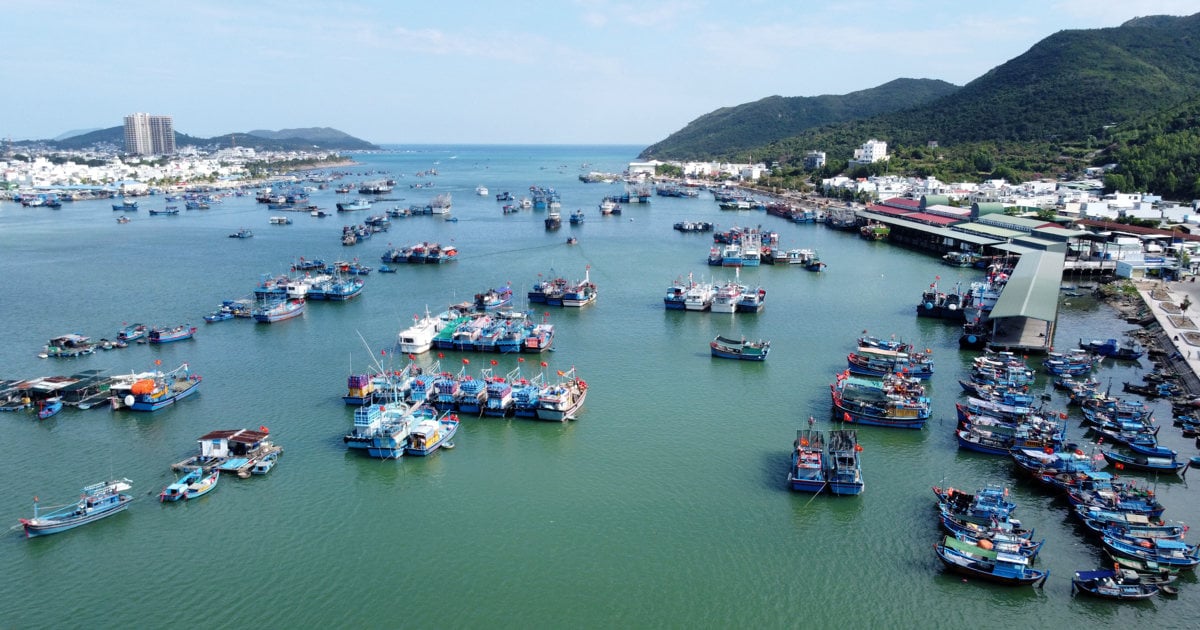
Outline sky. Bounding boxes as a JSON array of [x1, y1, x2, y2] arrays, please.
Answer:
[[4, 0, 1197, 146]]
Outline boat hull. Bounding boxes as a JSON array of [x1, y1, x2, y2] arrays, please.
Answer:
[[21, 496, 132, 537]]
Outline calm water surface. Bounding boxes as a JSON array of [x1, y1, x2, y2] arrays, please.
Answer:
[[0, 145, 1195, 628]]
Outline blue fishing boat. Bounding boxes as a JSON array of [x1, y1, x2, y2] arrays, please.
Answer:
[[367, 403, 420, 459], [1072, 569, 1160, 600], [148, 324, 196, 344], [20, 479, 134, 537], [184, 469, 219, 500], [117, 323, 148, 343], [1100, 535, 1200, 570], [934, 484, 1016, 526], [455, 374, 487, 415], [787, 430, 827, 493], [1042, 349, 1099, 376], [561, 267, 597, 307], [406, 411, 460, 456], [825, 429, 864, 495], [1079, 337, 1145, 360], [474, 286, 513, 311], [1102, 449, 1188, 474], [159, 468, 202, 502], [110, 363, 202, 412], [935, 536, 1048, 586], [512, 373, 544, 418], [251, 452, 278, 475], [112, 199, 138, 211], [36, 397, 63, 420], [1074, 505, 1187, 540], [846, 346, 934, 379], [482, 368, 517, 417], [953, 530, 1044, 559], [569, 209, 585, 224], [830, 372, 929, 429]]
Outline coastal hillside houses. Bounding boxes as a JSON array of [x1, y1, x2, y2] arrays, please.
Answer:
[[848, 139, 888, 168], [627, 159, 770, 181]]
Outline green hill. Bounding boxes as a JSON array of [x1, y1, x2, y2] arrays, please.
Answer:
[[1098, 95, 1200, 199], [643, 12, 1200, 169], [639, 78, 959, 160]]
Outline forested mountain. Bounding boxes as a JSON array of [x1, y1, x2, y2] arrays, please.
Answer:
[[642, 12, 1200, 175], [638, 79, 959, 160], [1099, 96, 1200, 199]]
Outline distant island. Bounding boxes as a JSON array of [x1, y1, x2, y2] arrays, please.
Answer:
[[18, 126, 379, 153]]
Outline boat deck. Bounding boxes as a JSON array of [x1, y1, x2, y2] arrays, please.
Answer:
[[171, 445, 284, 478]]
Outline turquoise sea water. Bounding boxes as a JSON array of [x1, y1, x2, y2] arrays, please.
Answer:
[[0, 145, 1196, 628]]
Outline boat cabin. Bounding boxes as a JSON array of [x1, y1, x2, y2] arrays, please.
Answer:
[[197, 428, 271, 459]]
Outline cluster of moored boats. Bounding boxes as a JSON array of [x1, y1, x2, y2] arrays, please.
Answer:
[[664, 273, 766, 313], [936, 330, 1199, 597], [18, 427, 282, 538], [342, 363, 587, 459], [38, 322, 195, 359]]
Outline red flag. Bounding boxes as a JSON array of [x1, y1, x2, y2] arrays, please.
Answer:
[[518, 357, 525, 363], [259, 425, 269, 433], [557, 370, 564, 376], [540, 361, 548, 367], [843, 412, 852, 423], [408, 354, 415, 360], [462, 358, 470, 365], [854, 444, 863, 452], [381, 349, 387, 356], [490, 359, 498, 366], [438, 353, 444, 359]]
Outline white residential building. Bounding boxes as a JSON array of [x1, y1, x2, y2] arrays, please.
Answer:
[[849, 139, 888, 167]]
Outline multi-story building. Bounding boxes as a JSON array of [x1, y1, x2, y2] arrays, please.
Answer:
[[123, 113, 175, 155]]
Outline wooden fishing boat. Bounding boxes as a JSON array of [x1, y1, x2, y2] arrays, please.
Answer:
[[787, 430, 827, 493], [1071, 569, 1159, 600], [710, 335, 770, 361], [19, 479, 133, 537], [935, 536, 1048, 586]]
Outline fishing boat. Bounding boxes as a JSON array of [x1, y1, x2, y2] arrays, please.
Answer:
[[19, 478, 134, 537], [536, 368, 587, 421], [512, 373, 545, 418], [474, 286, 513, 311], [935, 536, 1048, 586], [569, 209, 585, 224], [1072, 569, 1160, 600], [1080, 337, 1145, 360], [336, 199, 372, 212], [1100, 535, 1200, 570], [825, 429, 864, 495], [252, 298, 306, 324], [406, 411, 460, 456], [159, 468, 201, 502], [942, 251, 981, 267], [251, 452, 279, 475], [228, 228, 254, 239], [846, 346, 934, 379], [545, 210, 562, 230], [117, 323, 148, 343], [1101, 449, 1188, 474], [710, 277, 746, 314], [683, 280, 716, 311], [148, 324, 196, 344], [184, 468, 219, 500], [397, 307, 459, 354], [788, 430, 827, 493], [830, 372, 930, 429], [36, 397, 63, 420], [1042, 349, 1099, 376], [561, 267, 597, 307], [116, 215, 131, 224], [110, 363, 201, 412], [483, 369, 517, 417], [710, 336, 770, 361], [112, 199, 138, 211], [736, 286, 767, 312]]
